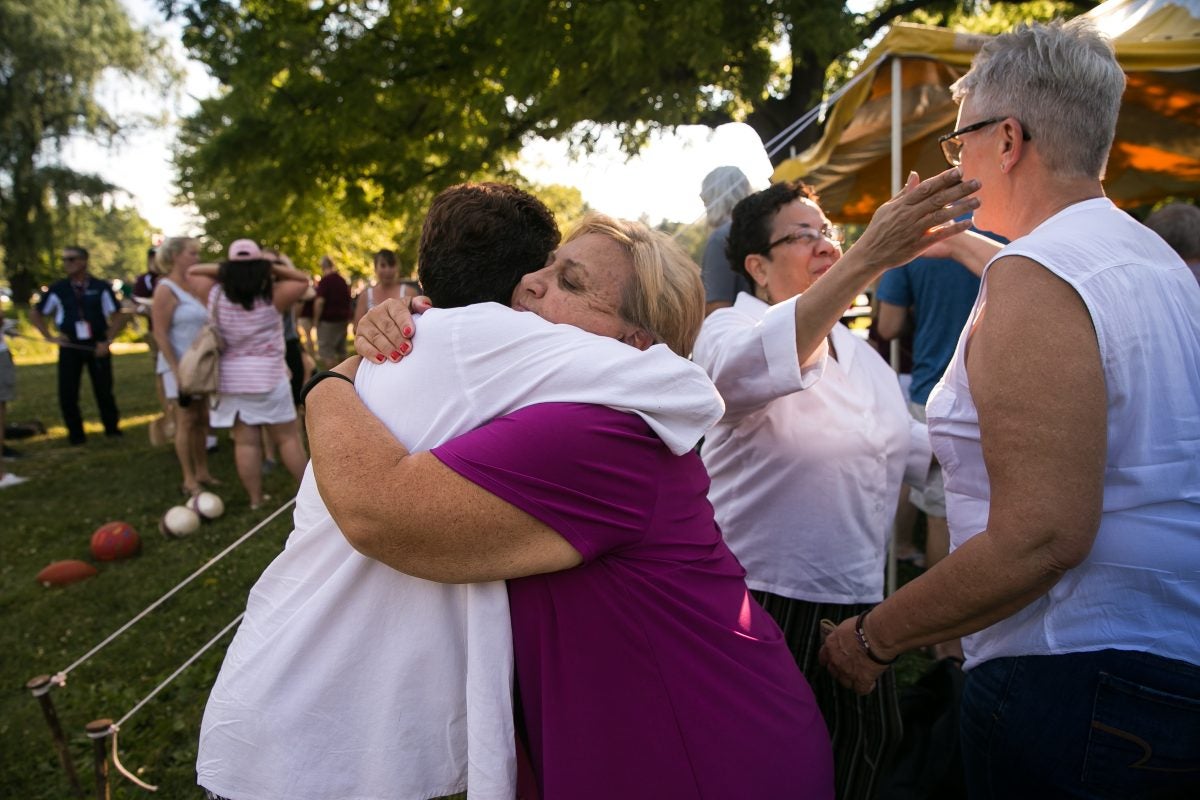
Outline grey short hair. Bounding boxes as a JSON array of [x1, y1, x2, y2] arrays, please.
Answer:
[[1144, 203, 1200, 261], [700, 166, 753, 228], [951, 18, 1125, 179]]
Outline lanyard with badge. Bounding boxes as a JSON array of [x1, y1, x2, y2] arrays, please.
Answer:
[[71, 281, 94, 340]]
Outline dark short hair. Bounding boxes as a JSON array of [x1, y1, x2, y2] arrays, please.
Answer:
[[726, 182, 820, 284], [374, 249, 398, 267], [65, 246, 89, 262], [418, 182, 560, 308], [218, 259, 273, 310]]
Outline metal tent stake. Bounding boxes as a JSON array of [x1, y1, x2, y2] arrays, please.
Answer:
[[85, 719, 113, 800], [26, 674, 84, 798]]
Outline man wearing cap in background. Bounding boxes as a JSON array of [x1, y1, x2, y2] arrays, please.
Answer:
[[29, 246, 124, 445], [313, 255, 352, 368]]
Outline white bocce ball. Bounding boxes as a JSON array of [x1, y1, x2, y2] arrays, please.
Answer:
[[187, 491, 225, 521], [160, 505, 201, 538]]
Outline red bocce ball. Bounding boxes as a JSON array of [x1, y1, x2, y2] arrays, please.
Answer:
[[90, 521, 142, 561]]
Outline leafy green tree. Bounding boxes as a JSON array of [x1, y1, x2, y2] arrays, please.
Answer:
[[163, 0, 1094, 248], [657, 219, 710, 266], [529, 182, 590, 235], [53, 196, 159, 285], [0, 0, 174, 303]]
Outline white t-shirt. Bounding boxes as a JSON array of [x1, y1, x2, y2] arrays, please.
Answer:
[[197, 303, 724, 800], [695, 293, 930, 604], [927, 197, 1200, 669]]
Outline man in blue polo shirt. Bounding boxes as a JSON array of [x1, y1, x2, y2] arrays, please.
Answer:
[[29, 246, 123, 445]]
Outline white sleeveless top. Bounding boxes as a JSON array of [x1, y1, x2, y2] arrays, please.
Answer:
[[155, 278, 208, 370], [927, 198, 1200, 669]]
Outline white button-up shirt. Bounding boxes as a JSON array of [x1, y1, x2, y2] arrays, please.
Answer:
[[695, 293, 930, 604]]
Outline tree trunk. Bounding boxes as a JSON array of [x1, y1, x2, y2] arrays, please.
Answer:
[[2, 147, 48, 304]]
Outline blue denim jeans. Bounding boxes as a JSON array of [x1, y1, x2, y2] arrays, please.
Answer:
[[961, 649, 1200, 799]]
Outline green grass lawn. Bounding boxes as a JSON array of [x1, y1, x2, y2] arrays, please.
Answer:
[[1, 347, 302, 797], [1, 338, 935, 798]]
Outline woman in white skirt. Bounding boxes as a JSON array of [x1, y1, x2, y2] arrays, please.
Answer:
[[189, 239, 311, 508]]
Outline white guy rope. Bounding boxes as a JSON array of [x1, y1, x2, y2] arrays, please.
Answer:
[[49, 498, 295, 687], [87, 612, 245, 792]]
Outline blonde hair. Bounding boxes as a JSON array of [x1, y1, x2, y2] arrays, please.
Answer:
[[564, 213, 704, 357], [157, 237, 198, 273]]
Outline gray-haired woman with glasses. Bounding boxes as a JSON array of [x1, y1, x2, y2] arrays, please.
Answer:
[[692, 179, 960, 800]]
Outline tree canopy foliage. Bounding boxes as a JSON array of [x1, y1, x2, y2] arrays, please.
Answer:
[[0, 0, 175, 302], [163, 0, 1095, 264]]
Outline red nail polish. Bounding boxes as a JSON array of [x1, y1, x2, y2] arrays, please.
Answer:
[[390, 350, 402, 361], [399, 342, 411, 355], [402, 326, 413, 337], [375, 354, 386, 363]]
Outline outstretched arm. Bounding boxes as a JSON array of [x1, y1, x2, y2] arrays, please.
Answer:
[[305, 359, 581, 583], [27, 305, 58, 342], [923, 230, 1004, 277]]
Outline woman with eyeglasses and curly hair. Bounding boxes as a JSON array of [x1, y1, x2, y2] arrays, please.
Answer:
[[693, 180, 941, 800]]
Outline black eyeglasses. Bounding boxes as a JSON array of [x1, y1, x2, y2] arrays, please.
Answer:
[[765, 224, 845, 253], [938, 117, 1031, 166]]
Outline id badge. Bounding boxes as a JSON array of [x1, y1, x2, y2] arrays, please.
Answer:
[[75, 320, 93, 340]]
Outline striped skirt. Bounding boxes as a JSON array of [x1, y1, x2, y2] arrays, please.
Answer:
[[752, 591, 902, 800]]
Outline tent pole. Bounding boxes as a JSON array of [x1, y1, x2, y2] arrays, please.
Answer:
[[891, 56, 903, 198], [887, 55, 903, 598]]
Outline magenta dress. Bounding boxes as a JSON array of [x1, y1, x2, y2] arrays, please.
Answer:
[[433, 402, 834, 799]]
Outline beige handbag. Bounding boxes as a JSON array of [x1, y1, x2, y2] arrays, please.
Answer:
[[177, 290, 223, 396]]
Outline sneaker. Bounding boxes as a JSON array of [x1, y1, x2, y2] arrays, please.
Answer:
[[0, 473, 28, 489]]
